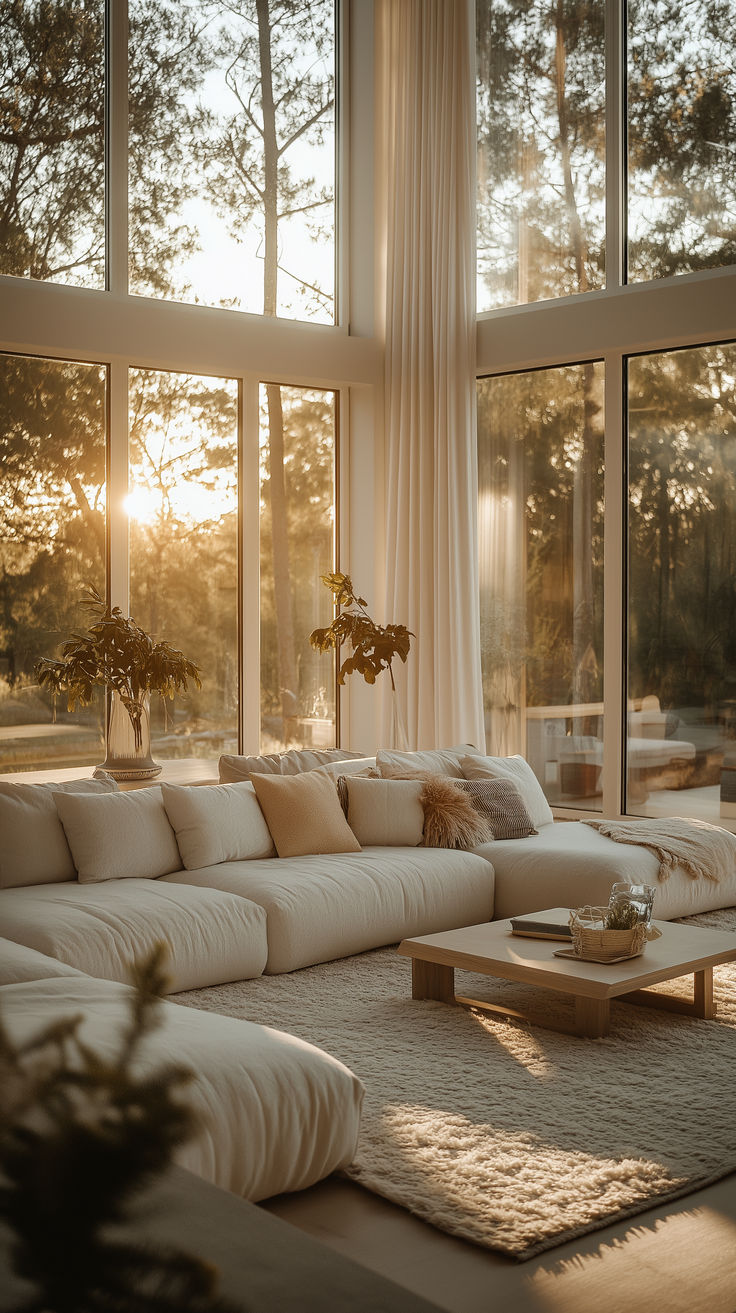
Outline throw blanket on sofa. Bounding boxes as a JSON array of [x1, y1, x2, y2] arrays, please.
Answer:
[[583, 817, 736, 883]]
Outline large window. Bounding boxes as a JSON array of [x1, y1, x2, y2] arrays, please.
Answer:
[[476, 0, 605, 310], [0, 353, 107, 770], [627, 342, 736, 823], [627, 0, 736, 282], [478, 363, 605, 810], [129, 0, 336, 320], [260, 385, 337, 752], [0, 1, 105, 287], [128, 369, 240, 760], [476, 1, 735, 825]]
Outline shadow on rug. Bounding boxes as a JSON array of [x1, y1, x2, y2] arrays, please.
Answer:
[[176, 908, 736, 1260]]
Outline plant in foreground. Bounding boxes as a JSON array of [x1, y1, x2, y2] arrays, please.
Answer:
[[0, 946, 237, 1313]]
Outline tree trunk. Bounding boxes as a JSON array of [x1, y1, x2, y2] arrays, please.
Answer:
[[257, 0, 298, 744]]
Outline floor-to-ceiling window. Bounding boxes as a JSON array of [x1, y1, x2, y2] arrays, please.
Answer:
[[0, 0, 358, 774], [476, 0, 736, 828]]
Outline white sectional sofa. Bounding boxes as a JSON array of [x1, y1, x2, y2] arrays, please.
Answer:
[[2, 744, 735, 1218]]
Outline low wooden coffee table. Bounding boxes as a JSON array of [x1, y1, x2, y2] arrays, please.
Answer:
[[398, 909, 736, 1038]]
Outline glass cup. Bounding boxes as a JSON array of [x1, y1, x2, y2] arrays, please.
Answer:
[[608, 882, 656, 927]]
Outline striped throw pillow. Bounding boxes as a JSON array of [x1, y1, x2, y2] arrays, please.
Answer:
[[455, 778, 537, 840]]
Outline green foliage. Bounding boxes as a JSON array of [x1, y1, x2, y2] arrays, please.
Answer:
[[34, 586, 201, 749], [310, 572, 412, 690], [0, 946, 237, 1313]]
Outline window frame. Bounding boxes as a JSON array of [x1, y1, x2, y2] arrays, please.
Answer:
[[475, 0, 736, 820]]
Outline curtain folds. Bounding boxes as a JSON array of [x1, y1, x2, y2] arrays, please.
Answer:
[[376, 0, 486, 750]]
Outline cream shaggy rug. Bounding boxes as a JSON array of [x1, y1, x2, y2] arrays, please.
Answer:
[[176, 908, 736, 1260]]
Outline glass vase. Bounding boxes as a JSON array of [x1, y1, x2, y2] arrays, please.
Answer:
[[99, 691, 162, 780]]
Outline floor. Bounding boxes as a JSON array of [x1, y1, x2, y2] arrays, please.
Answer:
[[265, 1172, 736, 1313]]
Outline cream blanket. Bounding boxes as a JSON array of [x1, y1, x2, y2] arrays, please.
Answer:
[[583, 817, 736, 883]]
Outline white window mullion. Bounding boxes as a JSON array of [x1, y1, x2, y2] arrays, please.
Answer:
[[602, 351, 625, 818], [107, 360, 129, 613], [242, 376, 261, 753]]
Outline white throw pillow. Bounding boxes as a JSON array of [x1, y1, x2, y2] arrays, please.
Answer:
[[161, 780, 275, 869], [53, 787, 182, 883], [376, 744, 480, 779], [0, 776, 119, 889], [460, 754, 554, 829], [345, 777, 425, 847]]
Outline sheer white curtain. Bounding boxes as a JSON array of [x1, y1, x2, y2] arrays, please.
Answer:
[[376, 0, 486, 750]]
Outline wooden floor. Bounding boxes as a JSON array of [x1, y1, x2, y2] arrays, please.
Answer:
[[264, 1171, 736, 1313]]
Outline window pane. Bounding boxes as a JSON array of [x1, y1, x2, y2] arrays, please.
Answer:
[[260, 385, 336, 752], [0, 1, 104, 287], [627, 1, 736, 282], [478, 363, 605, 809], [476, 0, 605, 311], [0, 354, 106, 772], [128, 369, 239, 760], [627, 342, 736, 825], [129, 0, 335, 322]]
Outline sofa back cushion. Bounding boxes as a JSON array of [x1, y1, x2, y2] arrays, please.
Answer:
[[460, 754, 554, 829], [249, 769, 361, 858], [161, 780, 276, 869], [219, 747, 367, 783], [0, 775, 119, 889], [344, 777, 425, 847], [53, 786, 181, 883], [376, 744, 480, 780]]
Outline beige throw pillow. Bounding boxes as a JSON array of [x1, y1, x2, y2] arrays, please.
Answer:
[[460, 754, 554, 829], [249, 769, 361, 858], [219, 748, 367, 782], [0, 776, 119, 889], [161, 780, 275, 869], [345, 777, 425, 847], [53, 786, 182, 883]]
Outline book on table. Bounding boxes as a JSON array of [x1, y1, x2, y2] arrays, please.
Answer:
[[509, 910, 573, 940]]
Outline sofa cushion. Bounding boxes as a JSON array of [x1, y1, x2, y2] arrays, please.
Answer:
[[161, 847, 495, 974], [250, 769, 361, 858], [471, 820, 736, 920], [0, 775, 119, 890], [461, 754, 554, 829], [53, 786, 181, 883], [218, 747, 367, 782], [0, 937, 88, 985], [0, 879, 268, 992], [0, 973, 363, 1203], [456, 778, 537, 839], [345, 777, 424, 846], [161, 780, 275, 868], [376, 744, 480, 779]]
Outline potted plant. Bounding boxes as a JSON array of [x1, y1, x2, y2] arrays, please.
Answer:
[[309, 572, 412, 748], [34, 586, 201, 780]]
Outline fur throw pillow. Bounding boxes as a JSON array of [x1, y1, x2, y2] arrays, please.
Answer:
[[420, 775, 493, 849]]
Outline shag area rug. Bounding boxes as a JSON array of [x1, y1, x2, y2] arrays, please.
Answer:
[[176, 908, 736, 1260]]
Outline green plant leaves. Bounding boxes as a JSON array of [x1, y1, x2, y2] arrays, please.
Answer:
[[309, 574, 412, 688]]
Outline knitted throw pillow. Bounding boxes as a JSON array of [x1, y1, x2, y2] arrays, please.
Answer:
[[455, 778, 537, 840], [420, 775, 493, 849]]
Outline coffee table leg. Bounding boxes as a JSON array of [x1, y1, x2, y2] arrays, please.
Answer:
[[623, 967, 717, 1019], [411, 958, 455, 1003], [575, 996, 610, 1038]]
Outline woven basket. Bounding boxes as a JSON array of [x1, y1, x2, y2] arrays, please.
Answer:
[[569, 906, 648, 962]]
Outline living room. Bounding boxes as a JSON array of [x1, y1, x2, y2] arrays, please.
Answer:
[[1, 1, 735, 1310]]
